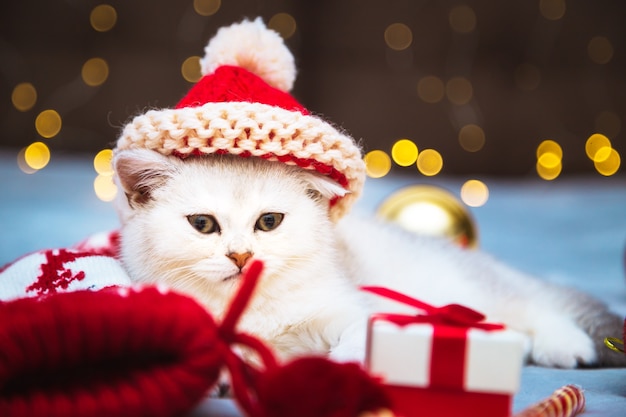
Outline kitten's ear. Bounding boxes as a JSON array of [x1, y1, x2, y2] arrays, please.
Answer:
[[113, 149, 178, 208], [303, 172, 349, 202]]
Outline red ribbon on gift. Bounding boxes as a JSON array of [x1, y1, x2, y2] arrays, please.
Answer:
[[362, 286, 504, 390]]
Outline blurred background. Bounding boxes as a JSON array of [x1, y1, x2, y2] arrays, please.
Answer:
[[0, 0, 624, 205]]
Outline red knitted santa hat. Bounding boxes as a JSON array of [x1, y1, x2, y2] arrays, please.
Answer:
[[115, 18, 365, 221]]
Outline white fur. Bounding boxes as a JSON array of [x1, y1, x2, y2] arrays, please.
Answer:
[[200, 18, 296, 92], [114, 149, 603, 368]]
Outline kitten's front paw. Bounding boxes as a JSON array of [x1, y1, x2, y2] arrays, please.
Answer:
[[329, 329, 366, 364], [329, 342, 366, 364], [328, 319, 368, 364], [531, 320, 597, 368]]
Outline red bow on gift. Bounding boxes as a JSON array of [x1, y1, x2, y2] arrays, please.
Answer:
[[361, 286, 504, 331]]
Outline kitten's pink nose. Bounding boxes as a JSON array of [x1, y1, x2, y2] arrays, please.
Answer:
[[227, 252, 253, 270]]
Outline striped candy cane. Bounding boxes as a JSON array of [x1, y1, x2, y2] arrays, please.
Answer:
[[515, 385, 585, 417]]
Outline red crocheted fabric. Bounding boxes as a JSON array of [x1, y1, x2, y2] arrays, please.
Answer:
[[0, 287, 221, 417], [175, 65, 309, 114]]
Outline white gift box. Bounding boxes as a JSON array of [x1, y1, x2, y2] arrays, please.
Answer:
[[366, 316, 526, 394]]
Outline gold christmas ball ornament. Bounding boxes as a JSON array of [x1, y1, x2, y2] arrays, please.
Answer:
[[377, 184, 478, 248]]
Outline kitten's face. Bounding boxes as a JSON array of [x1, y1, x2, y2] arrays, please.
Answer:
[[113, 149, 345, 305]]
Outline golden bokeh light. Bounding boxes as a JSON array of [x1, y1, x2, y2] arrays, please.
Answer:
[[538, 152, 561, 168], [24, 142, 51, 170], [536, 160, 562, 180], [35, 109, 62, 139], [391, 139, 418, 167], [12, 82, 37, 112], [594, 111, 621, 139], [417, 149, 443, 176], [181, 56, 202, 83], [90, 4, 117, 32], [94, 149, 114, 175], [536, 140, 562, 180], [449, 5, 476, 34], [82, 58, 109, 87], [417, 76, 445, 103], [593, 146, 612, 163], [594, 148, 620, 176], [94, 174, 118, 202], [585, 133, 612, 161], [536, 139, 563, 160], [460, 179, 489, 207], [364, 150, 392, 178], [268, 13, 297, 39], [193, 0, 221, 16], [539, 0, 566, 20], [458, 124, 485, 152], [588, 36, 614, 64], [384, 23, 413, 51], [514, 63, 541, 91], [446, 77, 473, 105], [17, 148, 38, 174]]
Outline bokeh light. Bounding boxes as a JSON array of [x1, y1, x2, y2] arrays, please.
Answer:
[[536, 161, 562, 180], [94, 149, 114, 175], [24, 142, 51, 170], [364, 150, 392, 178], [417, 149, 443, 176], [460, 179, 489, 207], [181, 56, 202, 83], [94, 174, 118, 202], [585, 133, 611, 161], [35, 109, 62, 139], [536, 139, 563, 160], [268, 13, 297, 39], [193, 0, 221, 16], [514, 63, 541, 91], [536, 140, 563, 180], [12, 82, 37, 112], [538, 152, 560, 169], [82, 58, 109, 87], [391, 139, 418, 166], [384, 23, 413, 51], [417, 76, 445, 103], [90, 4, 117, 32], [594, 111, 621, 139], [539, 0, 566, 20], [594, 149, 621, 176], [588, 36, 614, 64], [446, 77, 473, 105], [458, 124, 485, 152], [449, 5, 476, 34]]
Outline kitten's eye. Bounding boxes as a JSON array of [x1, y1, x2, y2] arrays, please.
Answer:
[[255, 213, 284, 232], [187, 214, 220, 234]]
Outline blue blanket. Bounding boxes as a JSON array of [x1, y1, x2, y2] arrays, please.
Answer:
[[1, 152, 624, 415]]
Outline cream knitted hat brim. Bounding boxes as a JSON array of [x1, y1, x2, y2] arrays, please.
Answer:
[[114, 18, 365, 221]]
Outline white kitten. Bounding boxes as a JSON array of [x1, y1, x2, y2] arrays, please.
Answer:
[[114, 148, 625, 368]]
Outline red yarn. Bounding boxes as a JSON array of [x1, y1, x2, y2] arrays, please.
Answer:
[[263, 153, 349, 188], [0, 287, 221, 417], [175, 65, 309, 115], [255, 356, 391, 417]]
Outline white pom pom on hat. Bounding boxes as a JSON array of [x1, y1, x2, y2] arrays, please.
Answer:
[[114, 18, 365, 221], [200, 17, 296, 92]]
